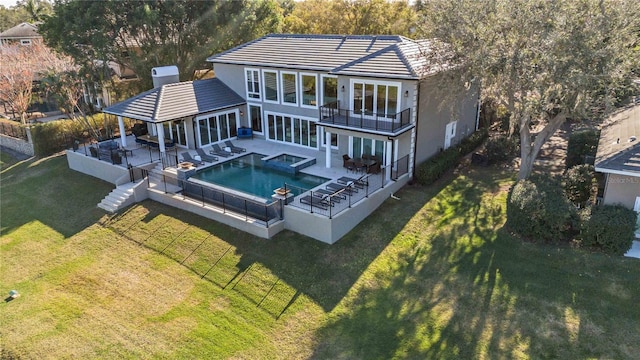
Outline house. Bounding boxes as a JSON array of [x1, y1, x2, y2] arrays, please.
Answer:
[[594, 103, 640, 212], [73, 34, 479, 243], [0, 22, 41, 46]]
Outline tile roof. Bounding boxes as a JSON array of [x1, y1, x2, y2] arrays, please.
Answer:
[[207, 34, 450, 80], [103, 78, 245, 123], [595, 104, 640, 175], [0, 22, 40, 39]]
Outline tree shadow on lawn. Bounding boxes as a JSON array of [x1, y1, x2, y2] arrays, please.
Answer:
[[310, 168, 640, 359], [104, 168, 480, 315], [0, 154, 113, 238]]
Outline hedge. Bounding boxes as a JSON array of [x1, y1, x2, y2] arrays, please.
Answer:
[[566, 129, 599, 169], [415, 129, 488, 185], [507, 175, 577, 242], [562, 164, 595, 206], [580, 205, 636, 255], [485, 135, 519, 164]]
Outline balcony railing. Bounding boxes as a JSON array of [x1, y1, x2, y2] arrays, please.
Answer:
[[319, 101, 411, 134]]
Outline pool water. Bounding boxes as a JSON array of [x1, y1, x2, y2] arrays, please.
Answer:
[[269, 154, 306, 164], [190, 153, 328, 200]]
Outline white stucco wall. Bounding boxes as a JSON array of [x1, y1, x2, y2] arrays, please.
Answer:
[[602, 173, 640, 209]]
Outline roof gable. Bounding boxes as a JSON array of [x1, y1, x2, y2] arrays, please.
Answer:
[[595, 104, 640, 174], [103, 78, 245, 122], [0, 22, 40, 39]]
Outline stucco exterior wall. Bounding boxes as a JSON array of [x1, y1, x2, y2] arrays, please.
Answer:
[[414, 74, 479, 165], [602, 173, 640, 209], [66, 150, 129, 185]]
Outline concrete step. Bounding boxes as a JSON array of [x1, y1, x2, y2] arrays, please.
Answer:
[[97, 184, 137, 213]]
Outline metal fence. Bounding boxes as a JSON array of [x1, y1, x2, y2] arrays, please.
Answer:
[[391, 154, 410, 180], [147, 173, 283, 227], [286, 168, 386, 218], [0, 121, 28, 140]]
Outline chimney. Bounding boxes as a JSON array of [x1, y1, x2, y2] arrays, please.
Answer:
[[152, 65, 179, 88]]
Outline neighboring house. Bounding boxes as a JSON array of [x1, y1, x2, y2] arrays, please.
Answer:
[[86, 34, 479, 243], [595, 103, 640, 213], [0, 22, 41, 46]]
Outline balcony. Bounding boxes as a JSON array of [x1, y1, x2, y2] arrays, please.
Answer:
[[319, 101, 412, 136]]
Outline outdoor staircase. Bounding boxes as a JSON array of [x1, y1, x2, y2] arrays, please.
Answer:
[[97, 182, 137, 213]]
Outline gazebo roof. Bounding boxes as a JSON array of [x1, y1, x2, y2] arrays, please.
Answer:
[[103, 78, 245, 123]]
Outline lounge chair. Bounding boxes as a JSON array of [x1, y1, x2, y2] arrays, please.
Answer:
[[299, 195, 331, 210], [224, 140, 246, 153], [326, 182, 357, 195], [312, 188, 345, 202], [337, 175, 368, 188], [196, 148, 219, 163], [210, 144, 232, 157], [181, 152, 204, 166]]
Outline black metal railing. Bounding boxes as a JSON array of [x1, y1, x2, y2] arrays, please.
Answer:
[[319, 101, 411, 134], [128, 165, 148, 183], [179, 180, 283, 227], [286, 169, 386, 218], [391, 154, 410, 180]]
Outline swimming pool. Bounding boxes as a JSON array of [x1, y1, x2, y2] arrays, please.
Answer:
[[189, 153, 329, 201]]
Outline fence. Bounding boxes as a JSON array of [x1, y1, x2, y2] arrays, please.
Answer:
[[160, 176, 284, 227], [286, 168, 386, 218], [391, 154, 410, 180], [0, 121, 27, 140]]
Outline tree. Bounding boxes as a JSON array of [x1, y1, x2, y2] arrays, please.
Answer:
[[39, 0, 284, 93], [283, 0, 417, 36], [0, 4, 29, 32], [0, 43, 60, 124], [19, 0, 52, 22], [419, 0, 640, 179]]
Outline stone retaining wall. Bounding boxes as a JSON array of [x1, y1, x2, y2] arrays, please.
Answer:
[[0, 128, 34, 156]]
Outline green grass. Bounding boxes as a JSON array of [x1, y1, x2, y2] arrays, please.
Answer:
[[1, 155, 639, 359]]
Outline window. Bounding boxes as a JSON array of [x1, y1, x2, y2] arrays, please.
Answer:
[[196, 110, 239, 147], [265, 111, 317, 148], [20, 39, 32, 45], [321, 128, 338, 148], [245, 68, 260, 100], [263, 70, 279, 103], [351, 136, 386, 163], [352, 80, 400, 118], [249, 104, 263, 134], [281, 72, 297, 105], [321, 75, 338, 106], [301, 73, 317, 108]]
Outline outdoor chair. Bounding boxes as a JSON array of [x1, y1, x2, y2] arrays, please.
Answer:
[[326, 182, 357, 195], [313, 188, 346, 202], [224, 140, 246, 153], [181, 152, 204, 166], [210, 144, 233, 157], [196, 148, 219, 163], [337, 175, 368, 188], [299, 195, 331, 210]]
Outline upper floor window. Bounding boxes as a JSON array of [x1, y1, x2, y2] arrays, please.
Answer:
[[263, 70, 279, 103], [321, 75, 338, 106], [352, 80, 400, 117], [245, 68, 260, 100], [301, 73, 317, 108], [20, 39, 32, 46], [281, 72, 298, 105]]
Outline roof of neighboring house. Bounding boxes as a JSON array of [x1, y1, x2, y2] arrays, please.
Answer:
[[102, 78, 245, 123], [595, 104, 640, 175], [207, 34, 452, 80], [0, 22, 41, 40]]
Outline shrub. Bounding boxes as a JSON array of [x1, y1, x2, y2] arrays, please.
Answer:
[[580, 205, 636, 255], [562, 164, 596, 206], [458, 128, 488, 155], [415, 147, 460, 185], [485, 135, 518, 164], [507, 175, 577, 242], [30, 121, 72, 156], [566, 129, 599, 169], [415, 129, 488, 185]]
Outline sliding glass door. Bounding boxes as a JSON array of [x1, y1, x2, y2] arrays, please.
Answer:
[[196, 110, 239, 147], [352, 80, 400, 118], [266, 112, 318, 149]]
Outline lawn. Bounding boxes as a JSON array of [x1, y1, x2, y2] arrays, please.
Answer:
[[1, 154, 639, 359]]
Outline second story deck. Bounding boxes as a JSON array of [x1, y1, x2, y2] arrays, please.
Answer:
[[319, 101, 413, 137]]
